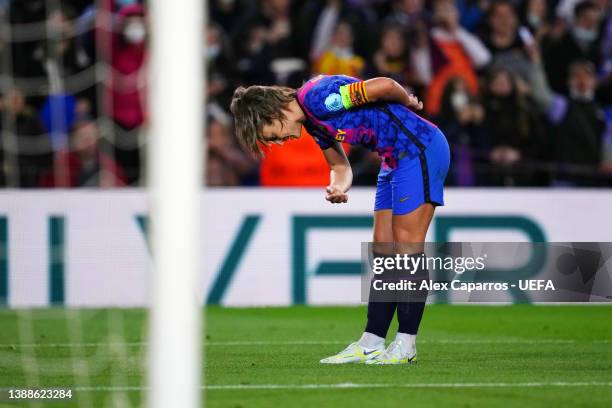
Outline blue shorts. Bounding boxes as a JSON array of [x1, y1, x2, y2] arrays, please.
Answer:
[[374, 128, 450, 215]]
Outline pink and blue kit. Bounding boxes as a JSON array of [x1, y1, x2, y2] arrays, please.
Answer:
[[296, 74, 450, 215]]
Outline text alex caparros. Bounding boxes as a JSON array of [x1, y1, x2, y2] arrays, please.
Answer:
[[371, 254, 556, 292]]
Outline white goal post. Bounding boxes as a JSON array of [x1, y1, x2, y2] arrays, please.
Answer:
[[147, 0, 205, 407]]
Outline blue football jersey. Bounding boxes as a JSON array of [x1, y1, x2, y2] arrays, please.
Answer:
[[296, 74, 439, 168]]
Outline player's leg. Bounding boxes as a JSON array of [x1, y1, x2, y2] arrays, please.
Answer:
[[392, 203, 434, 243], [368, 128, 449, 365], [392, 204, 434, 362], [366, 204, 433, 364], [361, 209, 396, 348], [320, 168, 393, 364]]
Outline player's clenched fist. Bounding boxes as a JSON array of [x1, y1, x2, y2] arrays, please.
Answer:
[[325, 185, 348, 204], [407, 94, 423, 111]]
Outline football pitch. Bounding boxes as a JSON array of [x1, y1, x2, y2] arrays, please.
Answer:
[[0, 305, 611, 407]]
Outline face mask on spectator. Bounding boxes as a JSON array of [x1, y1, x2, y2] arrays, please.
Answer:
[[572, 27, 597, 43], [124, 21, 146, 44], [570, 88, 594, 102], [526, 13, 541, 28], [451, 92, 468, 111]]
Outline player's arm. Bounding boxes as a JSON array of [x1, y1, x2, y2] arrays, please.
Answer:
[[340, 77, 423, 111], [322, 141, 352, 204]]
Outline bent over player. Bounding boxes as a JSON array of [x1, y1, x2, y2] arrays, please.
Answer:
[[230, 75, 450, 364]]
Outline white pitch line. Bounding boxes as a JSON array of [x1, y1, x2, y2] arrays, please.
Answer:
[[205, 339, 579, 346], [206, 340, 346, 346], [67, 382, 612, 392], [1, 338, 600, 349], [0, 342, 148, 349]]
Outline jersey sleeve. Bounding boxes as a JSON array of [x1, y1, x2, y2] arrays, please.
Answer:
[[302, 75, 370, 120], [303, 122, 333, 150]]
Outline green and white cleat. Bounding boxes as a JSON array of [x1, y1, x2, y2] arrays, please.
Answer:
[[365, 339, 416, 365], [319, 342, 384, 364]]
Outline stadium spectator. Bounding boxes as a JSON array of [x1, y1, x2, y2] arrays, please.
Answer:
[[206, 119, 257, 186], [210, 0, 247, 33], [73, 3, 97, 69], [207, 23, 237, 108], [543, 0, 603, 94], [232, 0, 293, 62], [481, 68, 547, 186], [10, 3, 97, 146], [39, 8, 89, 75], [9, 0, 47, 78], [106, 3, 148, 184], [234, 22, 277, 85], [39, 118, 126, 187], [405, 13, 433, 98], [382, 0, 429, 92], [435, 77, 485, 186], [554, 0, 602, 23], [0, 88, 52, 187], [312, 20, 365, 77], [529, 46, 607, 186], [1, 0, 611, 188], [482, 0, 534, 81], [602, 11, 612, 80], [456, 0, 488, 32], [368, 25, 412, 87], [30, 7, 97, 152], [11, 4, 93, 107], [421, 0, 491, 116], [520, 0, 552, 42], [299, 0, 377, 64], [107, 3, 147, 129], [384, 0, 429, 28]]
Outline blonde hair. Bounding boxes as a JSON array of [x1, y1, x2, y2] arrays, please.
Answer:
[[230, 85, 296, 155]]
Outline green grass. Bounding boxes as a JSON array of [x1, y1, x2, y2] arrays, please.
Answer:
[[0, 305, 611, 407]]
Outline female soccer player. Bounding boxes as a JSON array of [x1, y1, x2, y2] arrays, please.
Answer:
[[230, 75, 450, 364]]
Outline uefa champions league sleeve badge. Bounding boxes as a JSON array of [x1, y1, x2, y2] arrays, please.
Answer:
[[325, 93, 343, 112]]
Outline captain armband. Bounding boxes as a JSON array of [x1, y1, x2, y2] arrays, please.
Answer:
[[339, 81, 369, 109]]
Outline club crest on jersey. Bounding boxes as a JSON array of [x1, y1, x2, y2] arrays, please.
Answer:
[[335, 129, 347, 142], [325, 93, 343, 112]]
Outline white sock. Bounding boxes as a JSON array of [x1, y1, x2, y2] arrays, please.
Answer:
[[358, 332, 385, 349], [395, 333, 416, 355]]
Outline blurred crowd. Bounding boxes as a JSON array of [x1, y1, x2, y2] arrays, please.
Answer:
[[1, 0, 611, 188]]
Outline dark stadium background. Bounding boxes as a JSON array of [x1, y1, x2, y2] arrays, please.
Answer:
[[1, 0, 611, 189]]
